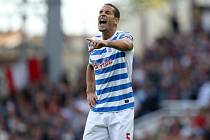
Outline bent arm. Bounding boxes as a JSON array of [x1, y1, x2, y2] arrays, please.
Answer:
[[107, 38, 133, 51], [87, 38, 133, 52]]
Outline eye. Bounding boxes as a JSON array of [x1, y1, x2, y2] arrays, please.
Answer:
[[99, 10, 103, 14], [105, 11, 111, 15]]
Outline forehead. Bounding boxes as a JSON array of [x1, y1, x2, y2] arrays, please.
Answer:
[[99, 5, 115, 13]]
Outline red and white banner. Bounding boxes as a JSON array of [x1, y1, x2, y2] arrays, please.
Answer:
[[0, 57, 42, 96]]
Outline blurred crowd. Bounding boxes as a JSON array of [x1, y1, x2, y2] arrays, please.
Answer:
[[0, 70, 89, 140], [1, 19, 210, 140], [133, 29, 210, 118], [132, 25, 210, 139], [136, 106, 210, 140]]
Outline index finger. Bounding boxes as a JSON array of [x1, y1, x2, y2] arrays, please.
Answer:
[[86, 38, 93, 42]]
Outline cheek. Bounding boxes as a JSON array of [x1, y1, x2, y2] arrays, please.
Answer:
[[107, 19, 113, 25], [113, 18, 119, 24]]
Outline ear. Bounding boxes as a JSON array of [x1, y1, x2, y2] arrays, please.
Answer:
[[114, 18, 119, 25]]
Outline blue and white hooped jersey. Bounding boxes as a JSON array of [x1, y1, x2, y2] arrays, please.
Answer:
[[88, 31, 135, 112]]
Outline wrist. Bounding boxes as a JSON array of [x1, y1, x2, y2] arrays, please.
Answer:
[[86, 89, 95, 94], [86, 91, 95, 95], [106, 40, 111, 46]]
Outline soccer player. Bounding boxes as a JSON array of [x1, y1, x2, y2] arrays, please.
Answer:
[[83, 3, 135, 140]]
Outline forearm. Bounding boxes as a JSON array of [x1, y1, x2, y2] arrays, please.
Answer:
[[87, 37, 133, 52], [86, 64, 95, 93], [107, 39, 133, 51]]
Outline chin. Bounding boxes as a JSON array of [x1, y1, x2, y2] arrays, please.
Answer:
[[98, 28, 107, 32]]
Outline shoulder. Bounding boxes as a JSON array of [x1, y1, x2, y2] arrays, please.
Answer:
[[116, 31, 133, 40]]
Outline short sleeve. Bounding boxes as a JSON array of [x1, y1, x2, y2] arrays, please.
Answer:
[[87, 35, 101, 65], [88, 49, 94, 65], [119, 32, 134, 43], [88, 56, 93, 65]]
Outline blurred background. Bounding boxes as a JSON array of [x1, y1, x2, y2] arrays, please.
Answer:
[[0, 0, 210, 140]]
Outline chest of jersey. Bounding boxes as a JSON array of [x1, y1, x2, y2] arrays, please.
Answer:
[[90, 47, 115, 70]]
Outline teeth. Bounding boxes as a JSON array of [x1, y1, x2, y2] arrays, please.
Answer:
[[99, 20, 107, 24], [100, 18, 106, 21]]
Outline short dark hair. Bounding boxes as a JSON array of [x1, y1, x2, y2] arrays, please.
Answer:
[[104, 3, 120, 19]]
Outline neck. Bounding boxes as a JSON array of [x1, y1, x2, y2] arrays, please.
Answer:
[[102, 28, 117, 40]]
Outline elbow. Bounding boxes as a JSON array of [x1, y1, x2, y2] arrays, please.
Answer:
[[128, 43, 133, 50], [125, 41, 133, 51], [122, 39, 133, 51]]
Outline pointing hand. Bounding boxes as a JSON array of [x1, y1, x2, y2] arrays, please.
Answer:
[[86, 38, 108, 52]]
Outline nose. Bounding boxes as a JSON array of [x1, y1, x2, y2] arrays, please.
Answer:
[[99, 10, 106, 16], [100, 14, 105, 18], [99, 15, 106, 19]]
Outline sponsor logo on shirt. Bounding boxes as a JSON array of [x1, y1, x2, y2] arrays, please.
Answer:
[[93, 59, 112, 70]]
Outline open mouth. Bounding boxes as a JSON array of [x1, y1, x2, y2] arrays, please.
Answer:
[[99, 20, 107, 25]]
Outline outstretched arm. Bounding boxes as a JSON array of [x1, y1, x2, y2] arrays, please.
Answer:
[[86, 64, 97, 107], [87, 37, 133, 52]]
